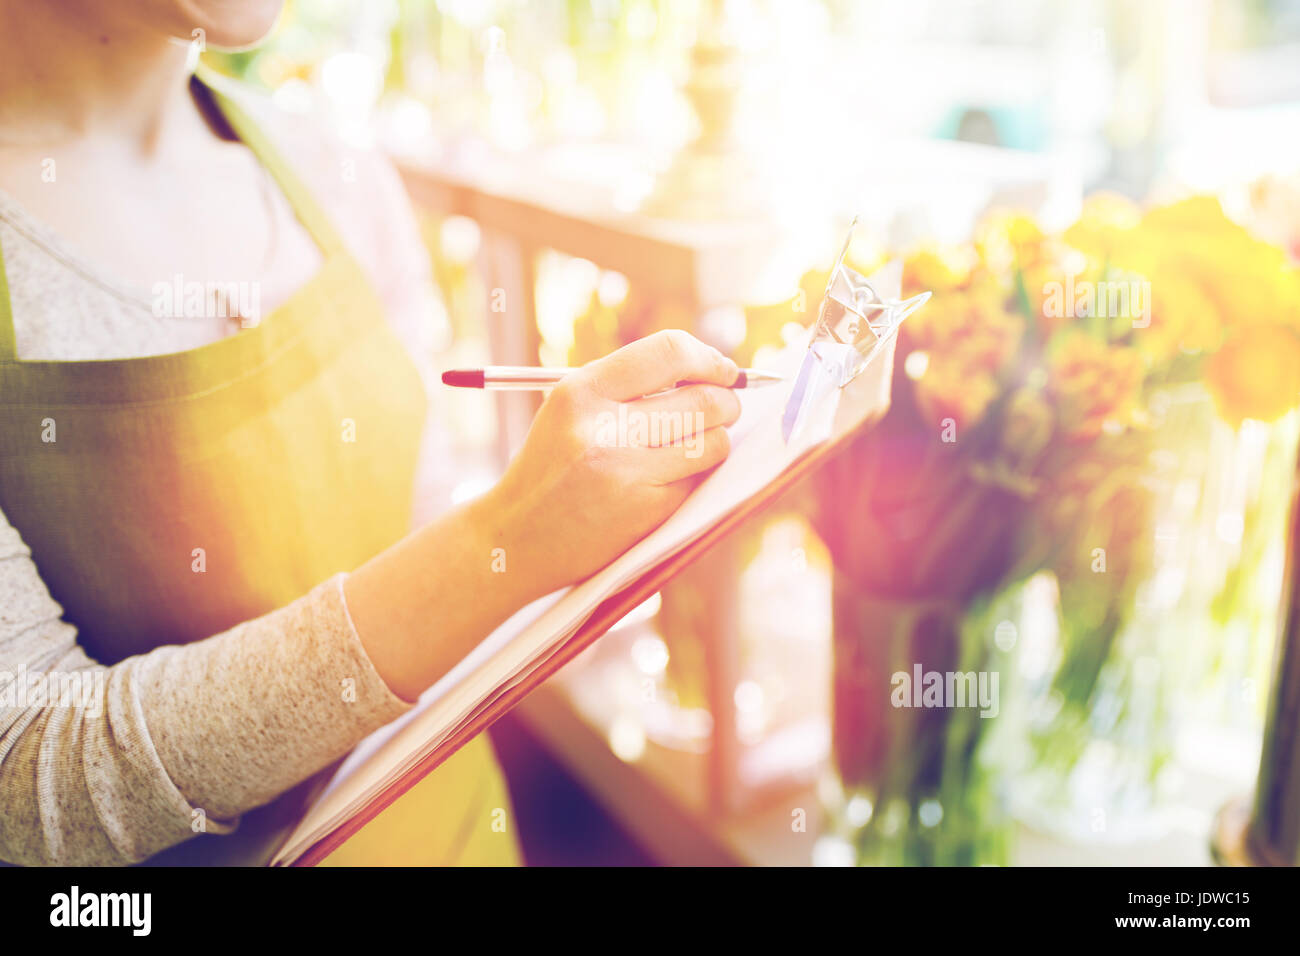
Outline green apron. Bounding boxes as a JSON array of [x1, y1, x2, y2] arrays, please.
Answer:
[[0, 67, 519, 866]]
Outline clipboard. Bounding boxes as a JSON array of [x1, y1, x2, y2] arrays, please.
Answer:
[[274, 253, 924, 866]]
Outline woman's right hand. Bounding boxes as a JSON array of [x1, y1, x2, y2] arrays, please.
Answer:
[[483, 329, 743, 598], [347, 329, 742, 701]]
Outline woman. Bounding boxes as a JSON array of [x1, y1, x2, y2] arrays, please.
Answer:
[[0, 0, 741, 865]]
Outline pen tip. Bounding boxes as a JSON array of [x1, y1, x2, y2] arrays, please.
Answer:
[[741, 370, 784, 387]]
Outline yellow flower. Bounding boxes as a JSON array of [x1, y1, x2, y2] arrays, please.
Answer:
[[1048, 332, 1145, 440], [1207, 251, 1300, 334], [1154, 234, 1287, 330], [1063, 192, 1142, 262], [1204, 324, 1300, 426], [903, 245, 975, 297], [1136, 265, 1221, 361], [975, 209, 1048, 273], [1088, 194, 1299, 359], [1139, 195, 1239, 237]]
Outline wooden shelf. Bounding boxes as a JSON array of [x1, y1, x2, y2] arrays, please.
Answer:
[[517, 667, 1248, 866]]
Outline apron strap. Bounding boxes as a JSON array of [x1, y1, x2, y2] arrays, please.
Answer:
[[192, 63, 348, 260], [0, 232, 15, 360]]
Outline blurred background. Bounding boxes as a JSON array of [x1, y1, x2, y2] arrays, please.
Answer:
[[208, 0, 1300, 865]]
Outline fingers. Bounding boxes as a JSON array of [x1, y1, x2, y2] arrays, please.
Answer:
[[643, 425, 732, 485], [576, 329, 739, 401], [622, 384, 742, 446]]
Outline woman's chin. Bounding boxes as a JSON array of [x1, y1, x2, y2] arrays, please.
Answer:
[[169, 0, 285, 50]]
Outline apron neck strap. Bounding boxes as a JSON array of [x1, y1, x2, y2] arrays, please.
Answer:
[[193, 62, 347, 260], [0, 237, 14, 361]]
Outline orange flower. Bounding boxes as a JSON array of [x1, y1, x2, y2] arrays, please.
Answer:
[[904, 284, 1024, 429], [903, 284, 1024, 374], [1048, 332, 1145, 439], [903, 245, 975, 297], [913, 358, 1002, 432], [1204, 324, 1300, 427]]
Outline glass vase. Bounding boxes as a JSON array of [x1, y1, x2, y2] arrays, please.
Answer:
[[816, 575, 1013, 866], [1008, 386, 1300, 841]]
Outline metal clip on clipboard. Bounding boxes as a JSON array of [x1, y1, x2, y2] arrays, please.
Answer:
[[781, 218, 932, 444]]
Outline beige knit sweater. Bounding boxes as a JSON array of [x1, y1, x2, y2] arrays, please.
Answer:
[[0, 82, 457, 865]]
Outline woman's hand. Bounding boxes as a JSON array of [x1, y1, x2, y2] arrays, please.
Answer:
[[347, 329, 741, 701], [483, 329, 742, 598]]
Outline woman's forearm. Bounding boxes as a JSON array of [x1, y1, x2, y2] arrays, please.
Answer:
[[342, 489, 547, 702], [0, 508, 412, 865]]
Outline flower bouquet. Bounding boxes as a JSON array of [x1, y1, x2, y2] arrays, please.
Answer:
[[802, 194, 1300, 860]]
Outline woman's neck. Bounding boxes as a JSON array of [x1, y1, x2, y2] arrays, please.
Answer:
[[0, 1, 200, 152]]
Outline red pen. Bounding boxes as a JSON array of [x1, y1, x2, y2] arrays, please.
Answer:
[[441, 366, 783, 391]]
